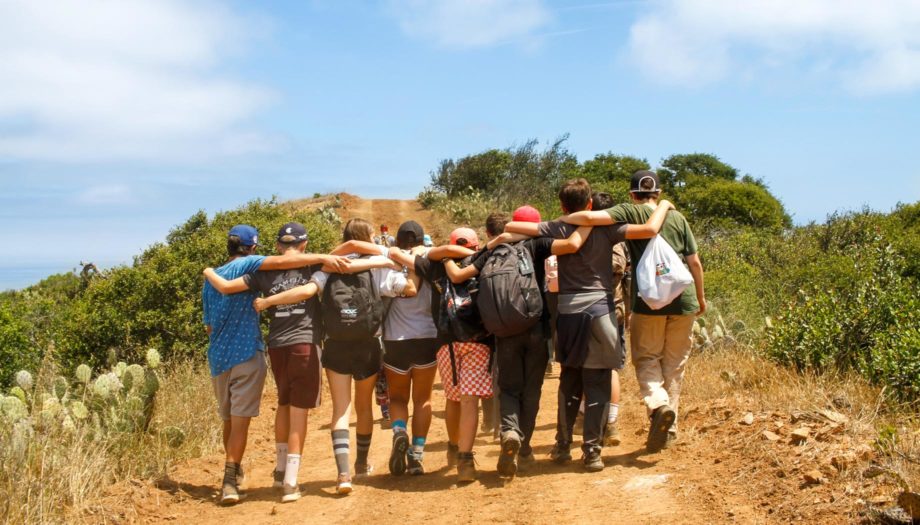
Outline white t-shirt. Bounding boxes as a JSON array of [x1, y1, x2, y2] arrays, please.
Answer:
[[383, 250, 438, 341]]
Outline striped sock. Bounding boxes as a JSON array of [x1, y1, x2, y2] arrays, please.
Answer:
[[275, 442, 288, 473], [356, 433, 372, 466], [332, 429, 350, 476], [283, 454, 300, 487]]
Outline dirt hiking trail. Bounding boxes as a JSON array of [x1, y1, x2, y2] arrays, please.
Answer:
[[101, 196, 870, 524]]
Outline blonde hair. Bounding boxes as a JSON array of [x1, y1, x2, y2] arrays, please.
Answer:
[[343, 218, 374, 243]]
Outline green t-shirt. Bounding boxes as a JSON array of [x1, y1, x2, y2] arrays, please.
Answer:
[[606, 203, 699, 316]]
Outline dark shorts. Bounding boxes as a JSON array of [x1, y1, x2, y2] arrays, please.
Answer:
[[322, 338, 382, 381], [268, 344, 322, 409], [382, 338, 440, 375]]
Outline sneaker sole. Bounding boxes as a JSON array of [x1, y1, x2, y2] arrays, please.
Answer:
[[336, 482, 353, 495], [220, 494, 240, 506], [281, 492, 301, 503], [497, 439, 521, 478], [389, 434, 409, 476], [647, 406, 677, 453], [583, 458, 604, 472]]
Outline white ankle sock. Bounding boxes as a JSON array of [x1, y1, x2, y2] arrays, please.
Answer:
[[283, 454, 301, 487], [275, 443, 288, 472], [608, 403, 620, 424]]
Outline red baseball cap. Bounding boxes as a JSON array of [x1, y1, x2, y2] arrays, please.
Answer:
[[513, 205, 541, 223], [449, 227, 479, 250]]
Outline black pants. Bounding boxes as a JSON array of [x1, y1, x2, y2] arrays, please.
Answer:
[[496, 324, 548, 456], [556, 366, 612, 454]]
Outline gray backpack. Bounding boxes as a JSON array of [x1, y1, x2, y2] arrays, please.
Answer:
[[476, 242, 543, 337]]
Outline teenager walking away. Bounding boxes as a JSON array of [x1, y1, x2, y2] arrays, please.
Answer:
[[201, 224, 349, 505], [557, 170, 706, 453], [445, 210, 589, 479], [383, 221, 474, 476], [505, 179, 673, 471], [251, 218, 418, 495]]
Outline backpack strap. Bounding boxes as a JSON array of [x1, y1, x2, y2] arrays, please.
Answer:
[[448, 341, 459, 386]]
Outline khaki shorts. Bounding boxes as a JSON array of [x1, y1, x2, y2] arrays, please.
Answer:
[[212, 352, 267, 420]]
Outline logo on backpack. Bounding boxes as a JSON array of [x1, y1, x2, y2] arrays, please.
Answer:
[[322, 258, 386, 340]]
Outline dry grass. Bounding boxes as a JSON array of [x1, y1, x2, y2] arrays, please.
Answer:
[[0, 360, 220, 525], [676, 342, 920, 522]]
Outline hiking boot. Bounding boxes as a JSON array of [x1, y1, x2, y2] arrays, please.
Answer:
[[354, 462, 374, 478], [281, 483, 301, 503], [335, 473, 353, 495], [446, 443, 460, 468], [518, 451, 536, 471], [604, 421, 621, 447], [407, 450, 425, 475], [389, 432, 409, 476], [549, 442, 572, 464], [497, 431, 521, 478], [647, 406, 677, 453], [220, 463, 241, 506], [582, 449, 604, 472], [457, 453, 477, 483], [272, 469, 284, 489]]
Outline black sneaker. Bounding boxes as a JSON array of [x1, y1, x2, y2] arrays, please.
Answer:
[[647, 406, 676, 453], [497, 432, 521, 478], [549, 442, 572, 464], [407, 450, 425, 475], [582, 449, 604, 472], [389, 432, 409, 476], [272, 469, 284, 488]]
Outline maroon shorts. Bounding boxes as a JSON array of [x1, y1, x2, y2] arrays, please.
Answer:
[[268, 343, 322, 409]]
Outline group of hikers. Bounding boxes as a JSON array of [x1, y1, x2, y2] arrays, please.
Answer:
[[201, 170, 706, 505]]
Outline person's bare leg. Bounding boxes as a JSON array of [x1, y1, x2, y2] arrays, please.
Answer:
[[458, 395, 479, 453], [288, 407, 308, 455], [354, 374, 377, 472], [225, 416, 251, 463], [385, 368, 411, 426], [445, 399, 461, 446], [223, 419, 231, 453], [409, 366, 437, 438], [326, 369, 354, 481]]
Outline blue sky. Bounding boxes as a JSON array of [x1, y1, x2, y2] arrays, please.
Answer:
[[2, 0, 919, 289]]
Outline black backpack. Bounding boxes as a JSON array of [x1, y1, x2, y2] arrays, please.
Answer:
[[322, 259, 386, 341], [437, 269, 488, 343], [476, 242, 543, 337]]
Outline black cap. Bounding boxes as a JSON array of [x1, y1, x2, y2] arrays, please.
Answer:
[[396, 220, 424, 247], [277, 222, 309, 244], [630, 170, 661, 193]]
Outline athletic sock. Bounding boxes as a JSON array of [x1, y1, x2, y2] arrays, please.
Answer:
[[356, 433, 372, 465], [283, 454, 301, 487], [332, 429, 350, 476], [222, 462, 239, 486], [275, 442, 288, 472], [412, 436, 426, 458], [392, 419, 407, 434], [608, 403, 620, 424]]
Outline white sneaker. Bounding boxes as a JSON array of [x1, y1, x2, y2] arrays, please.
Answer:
[[336, 473, 353, 495], [281, 483, 301, 503]]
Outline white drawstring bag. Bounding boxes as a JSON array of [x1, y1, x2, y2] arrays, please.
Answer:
[[636, 235, 694, 310]]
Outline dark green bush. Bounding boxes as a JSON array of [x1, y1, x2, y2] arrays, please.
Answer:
[[3, 199, 340, 380]]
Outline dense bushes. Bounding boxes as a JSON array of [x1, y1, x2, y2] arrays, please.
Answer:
[[0, 199, 339, 384]]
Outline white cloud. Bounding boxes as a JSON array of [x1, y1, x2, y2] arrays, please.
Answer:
[[387, 0, 552, 49], [625, 0, 920, 94], [0, 0, 275, 162], [76, 184, 135, 205]]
